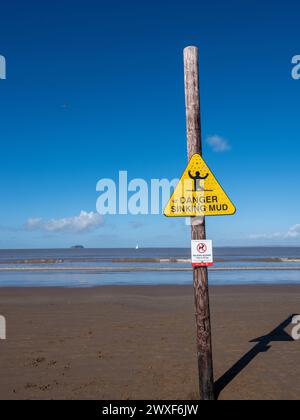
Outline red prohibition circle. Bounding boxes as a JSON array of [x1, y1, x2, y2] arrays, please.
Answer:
[[197, 243, 207, 254]]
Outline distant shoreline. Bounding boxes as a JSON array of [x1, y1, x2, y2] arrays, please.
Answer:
[[0, 257, 300, 265], [1, 265, 300, 272]]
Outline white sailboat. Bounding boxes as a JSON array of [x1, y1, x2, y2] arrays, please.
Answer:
[[135, 244, 139, 250]]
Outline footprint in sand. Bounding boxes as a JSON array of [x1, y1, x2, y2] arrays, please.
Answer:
[[31, 357, 46, 367]]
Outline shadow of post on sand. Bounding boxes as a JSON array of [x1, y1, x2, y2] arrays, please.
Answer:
[[214, 314, 296, 399]]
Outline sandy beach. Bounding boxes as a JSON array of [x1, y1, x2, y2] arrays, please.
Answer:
[[0, 285, 299, 400]]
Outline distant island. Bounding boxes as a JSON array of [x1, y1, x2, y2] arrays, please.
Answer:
[[70, 245, 85, 249]]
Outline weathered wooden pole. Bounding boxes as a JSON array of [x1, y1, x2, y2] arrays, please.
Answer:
[[183, 46, 214, 400]]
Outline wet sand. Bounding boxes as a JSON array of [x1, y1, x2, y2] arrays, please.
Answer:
[[0, 285, 299, 400]]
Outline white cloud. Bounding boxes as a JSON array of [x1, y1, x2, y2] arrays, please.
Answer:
[[206, 135, 231, 152], [249, 232, 282, 240], [26, 211, 104, 233], [285, 224, 300, 238], [249, 224, 300, 241], [26, 218, 43, 230]]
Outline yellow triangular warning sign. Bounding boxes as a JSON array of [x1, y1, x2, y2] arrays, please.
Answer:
[[164, 154, 236, 217]]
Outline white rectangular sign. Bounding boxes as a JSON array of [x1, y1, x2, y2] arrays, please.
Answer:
[[0, 315, 6, 340], [191, 240, 213, 267]]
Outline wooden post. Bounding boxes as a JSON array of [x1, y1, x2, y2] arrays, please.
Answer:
[[183, 46, 214, 400]]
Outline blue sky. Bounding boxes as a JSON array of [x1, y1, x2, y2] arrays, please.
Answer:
[[0, 0, 299, 248]]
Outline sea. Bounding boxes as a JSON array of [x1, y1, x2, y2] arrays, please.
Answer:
[[0, 247, 299, 287]]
